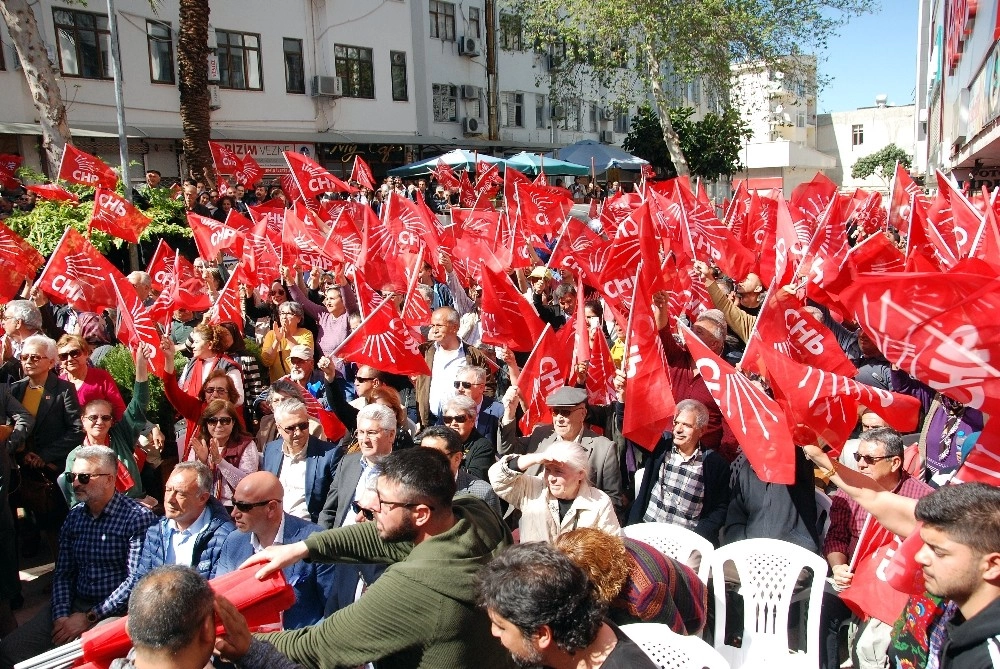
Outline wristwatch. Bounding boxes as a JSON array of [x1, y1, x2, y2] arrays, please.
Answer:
[[85, 609, 99, 625]]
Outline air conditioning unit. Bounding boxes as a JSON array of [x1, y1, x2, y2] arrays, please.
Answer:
[[599, 107, 615, 121], [461, 85, 481, 100], [208, 85, 221, 110], [463, 117, 483, 135], [459, 36, 481, 57], [312, 75, 343, 98], [599, 130, 614, 144], [550, 104, 565, 119]]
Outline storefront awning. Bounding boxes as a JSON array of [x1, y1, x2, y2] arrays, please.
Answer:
[[0, 122, 121, 138]]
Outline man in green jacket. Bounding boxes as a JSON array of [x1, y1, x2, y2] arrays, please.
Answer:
[[243, 447, 515, 669]]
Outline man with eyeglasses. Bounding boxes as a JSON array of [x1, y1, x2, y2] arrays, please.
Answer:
[[820, 427, 933, 669], [0, 299, 44, 384], [0, 446, 156, 667], [241, 447, 514, 669], [134, 461, 235, 584], [262, 398, 343, 524], [500, 385, 623, 514], [451, 366, 503, 447], [217, 471, 336, 629]]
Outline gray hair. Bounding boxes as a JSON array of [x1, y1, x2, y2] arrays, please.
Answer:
[[358, 403, 397, 431], [698, 309, 727, 330], [127, 271, 152, 288], [272, 397, 308, 422], [127, 566, 214, 653], [171, 461, 213, 495], [434, 306, 460, 326], [279, 301, 304, 319], [861, 427, 905, 459], [458, 365, 489, 384], [269, 379, 304, 402], [75, 446, 118, 472], [675, 399, 710, 429], [4, 300, 42, 330], [552, 283, 577, 301], [444, 393, 477, 418], [21, 334, 57, 359], [544, 440, 591, 479]]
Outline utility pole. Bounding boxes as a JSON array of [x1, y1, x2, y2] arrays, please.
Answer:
[[485, 0, 498, 141], [106, 0, 140, 270]]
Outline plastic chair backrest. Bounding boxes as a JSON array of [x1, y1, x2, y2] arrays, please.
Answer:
[[623, 522, 714, 584], [708, 538, 827, 668], [814, 490, 832, 545], [621, 622, 729, 669]]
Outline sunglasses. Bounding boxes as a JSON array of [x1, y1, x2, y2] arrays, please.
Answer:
[[289, 358, 310, 365], [350, 501, 375, 521], [281, 421, 310, 434], [355, 375, 377, 384], [19, 353, 44, 362], [206, 416, 234, 426], [58, 349, 83, 361], [232, 499, 276, 512], [442, 415, 468, 424], [204, 386, 230, 395], [853, 453, 894, 465], [551, 407, 582, 417], [271, 289, 286, 296], [453, 381, 482, 390], [85, 414, 113, 423], [66, 472, 111, 484]]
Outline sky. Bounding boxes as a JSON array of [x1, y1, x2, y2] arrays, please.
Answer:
[[816, 0, 919, 113]]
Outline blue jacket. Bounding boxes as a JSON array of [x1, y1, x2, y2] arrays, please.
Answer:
[[262, 435, 343, 524], [136, 497, 235, 580], [217, 513, 337, 629]]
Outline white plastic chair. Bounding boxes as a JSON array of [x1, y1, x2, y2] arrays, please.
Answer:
[[709, 538, 827, 669], [814, 490, 832, 545], [623, 522, 714, 584], [621, 623, 729, 669]]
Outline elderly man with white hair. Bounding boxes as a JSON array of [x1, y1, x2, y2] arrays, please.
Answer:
[[440, 394, 495, 480], [261, 397, 343, 524], [0, 300, 45, 383], [489, 439, 621, 543]]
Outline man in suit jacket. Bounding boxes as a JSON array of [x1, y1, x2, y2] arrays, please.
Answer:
[[263, 398, 343, 524], [499, 386, 623, 513], [217, 472, 335, 629]]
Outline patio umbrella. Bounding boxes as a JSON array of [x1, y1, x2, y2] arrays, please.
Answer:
[[387, 149, 506, 177], [546, 140, 649, 172], [504, 151, 590, 177]]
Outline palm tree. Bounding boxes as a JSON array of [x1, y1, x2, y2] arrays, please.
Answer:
[[177, 0, 214, 182]]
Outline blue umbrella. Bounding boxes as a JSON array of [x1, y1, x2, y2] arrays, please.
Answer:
[[504, 151, 591, 177], [387, 149, 505, 177], [546, 140, 649, 172]]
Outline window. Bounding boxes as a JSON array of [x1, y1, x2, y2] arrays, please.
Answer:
[[499, 13, 523, 51], [390, 51, 408, 101], [283, 38, 305, 94], [335, 45, 374, 99], [796, 113, 806, 128], [53, 8, 111, 79], [145, 21, 174, 84], [564, 100, 580, 131], [536, 94, 547, 129], [689, 80, 701, 105], [614, 110, 630, 134], [216, 30, 262, 90], [429, 1, 456, 41], [852, 124, 864, 146], [588, 102, 598, 132], [468, 7, 481, 39], [433, 84, 458, 122], [501, 92, 524, 127]]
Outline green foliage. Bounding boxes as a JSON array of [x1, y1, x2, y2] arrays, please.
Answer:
[[851, 144, 913, 182], [623, 104, 751, 181], [5, 165, 190, 256], [96, 345, 185, 429]]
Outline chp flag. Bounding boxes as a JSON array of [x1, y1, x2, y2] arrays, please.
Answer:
[[58, 144, 118, 190], [89, 188, 151, 243], [36, 227, 126, 311]]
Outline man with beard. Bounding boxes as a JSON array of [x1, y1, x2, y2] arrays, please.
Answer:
[[477, 542, 655, 669], [242, 447, 515, 669]]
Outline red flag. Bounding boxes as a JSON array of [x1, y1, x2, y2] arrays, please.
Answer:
[[795, 196, 852, 296], [110, 273, 167, 377], [882, 525, 928, 596], [516, 182, 572, 237], [839, 518, 911, 624], [208, 141, 243, 175], [351, 267, 387, 319], [400, 257, 433, 328], [350, 155, 376, 190], [146, 240, 176, 292], [585, 326, 617, 405], [493, 209, 533, 270], [839, 259, 1000, 417], [621, 268, 674, 451], [205, 268, 245, 334], [972, 195, 1000, 269], [743, 288, 857, 378], [760, 347, 921, 454], [170, 251, 213, 313], [25, 183, 79, 204], [0, 219, 45, 276], [572, 275, 590, 366], [234, 152, 263, 188], [548, 217, 606, 282], [935, 170, 986, 259], [430, 161, 460, 191], [0, 154, 23, 190], [380, 191, 441, 260], [280, 207, 343, 271], [90, 188, 151, 243], [58, 144, 117, 190], [953, 425, 1000, 485], [683, 324, 796, 483], [241, 217, 282, 290], [458, 170, 477, 208], [333, 298, 430, 376], [677, 182, 755, 281], [790, 172, 837, 228], [515, 324, 573, 435], [887, 163, 929, 235], [187, 213, 244, 260], [36, 227, 125, 311], [478, 257, 546, 352], [474, 160, 502, 201], [845, 229, 906, 275], [284, 151, 356, 199], [248, 200, 286, 242], [769, 194, 812, 288]]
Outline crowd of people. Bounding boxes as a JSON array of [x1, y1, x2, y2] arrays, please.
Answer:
[[0, 158, 997, 669]]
